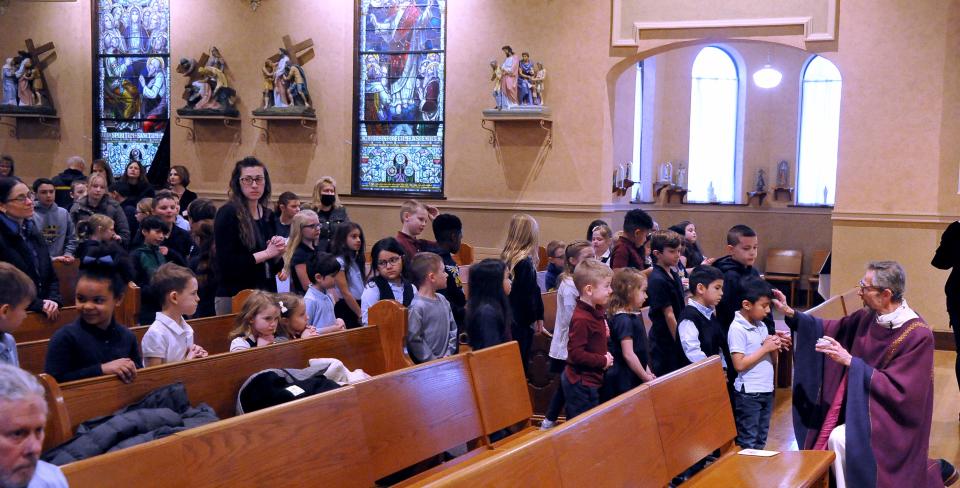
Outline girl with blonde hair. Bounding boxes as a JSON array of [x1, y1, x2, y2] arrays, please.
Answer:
[[308, 176, 349, 252], [499, 213, 543, 369], [281, 209, 320, 296], [229, 291, 285, 351]]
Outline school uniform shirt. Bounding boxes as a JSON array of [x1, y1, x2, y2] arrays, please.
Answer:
[[0, 331, 18, 366], [433, 248, 466, 333], [289, 242, 316, 296], [604, 311, 650, 396], [564, 300, 609, 388], [305, 286, 337, 328], [678, 299, 728, 369], [335, 256, 365, 300], [728, 311, 774, 393], [230, 334, 288, 352], [27, 460, 68, 488], [713, 255, 775, 335], [44, 318, 142, 382], [406, 293, 458, 363], [141, 312, 195, 364], [548, 277, 578, 361], [467, 303, 509, 351], [609, 235, 646, 270], [395, 231, 436, 259], [647, 265, 687, 376], [360, 280, 417, 325]]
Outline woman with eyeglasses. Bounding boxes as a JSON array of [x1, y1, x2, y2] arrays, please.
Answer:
[[0, 177, 60, 319], [213, 157, 287, 314]]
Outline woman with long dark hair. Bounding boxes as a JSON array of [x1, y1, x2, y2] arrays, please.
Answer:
[[115, 160, 154, 208], [167, 165, 197, 214], [465, 258, 513, 350], [213, 157, 286, 314]]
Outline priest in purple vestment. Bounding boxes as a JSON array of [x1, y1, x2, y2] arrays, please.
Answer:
[[774, 261, 956, 488]]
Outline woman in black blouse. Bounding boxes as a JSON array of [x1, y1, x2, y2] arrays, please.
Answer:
[[933, 221, 960, 399], [213, 157, 286, 314]]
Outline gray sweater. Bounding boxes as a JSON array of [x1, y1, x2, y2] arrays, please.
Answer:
[[32, 202, 77, 257], [406, 293, 458, 363]]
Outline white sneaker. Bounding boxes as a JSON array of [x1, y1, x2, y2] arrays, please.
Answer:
[[539, 419, 556, 430]]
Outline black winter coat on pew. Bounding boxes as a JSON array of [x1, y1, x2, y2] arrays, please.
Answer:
[[42, 382, 218, 466]]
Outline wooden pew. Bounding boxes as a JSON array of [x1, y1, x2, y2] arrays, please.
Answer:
[[16, 314, 238, 376], [528, 291, 558, 414], [648, 357, 835, 487], [40, 301, 409, 451], [62, 345, 534, 488], [18, 284, 140, 342], [230, 288, 255, 313], [53, 259, 80, 307]]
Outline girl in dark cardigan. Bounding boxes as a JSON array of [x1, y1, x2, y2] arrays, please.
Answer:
[[465, 259, 513, 350], [500, 213, 543, 369]]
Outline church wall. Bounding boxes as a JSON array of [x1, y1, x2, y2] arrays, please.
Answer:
[[2, 1, 958, 331]]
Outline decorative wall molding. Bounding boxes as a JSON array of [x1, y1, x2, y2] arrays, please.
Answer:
[[611, 0, 837, 47], [832, 211, 959, 225]]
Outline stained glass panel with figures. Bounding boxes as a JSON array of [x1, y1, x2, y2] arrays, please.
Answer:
[[354, 0, 445, 195], [95, 0, 170, 174]]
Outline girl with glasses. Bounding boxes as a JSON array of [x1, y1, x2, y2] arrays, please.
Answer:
[[360, 237, 415, 325]]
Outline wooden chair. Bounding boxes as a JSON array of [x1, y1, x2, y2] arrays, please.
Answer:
[[230, 288, 256, 313], [536, 245, 548, 271], [53, 259, 79, 307], [806, 249, 830, 307], [452, 242, 474, 265], [763, 249, 803, 304]]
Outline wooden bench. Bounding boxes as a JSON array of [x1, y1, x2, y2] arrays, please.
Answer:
[[650, 357, 835, 487], [41, 300, 409, 451], [18, 284, 140, 342], [16, 314, 239, 376], [61, 342, 536, 487]]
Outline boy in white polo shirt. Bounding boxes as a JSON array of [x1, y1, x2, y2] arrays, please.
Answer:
[[728, 276, 789, 449], [141, 263, 208, 366]]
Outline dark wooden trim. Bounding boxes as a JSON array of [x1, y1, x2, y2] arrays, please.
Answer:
[[935, 330, 956, 351]]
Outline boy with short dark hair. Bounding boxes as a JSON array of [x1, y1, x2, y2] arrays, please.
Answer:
[[714, 225, 775, 335], [132, 216, 168, 286], [610, 209, 654, 270], [0, 263, 37, 366], [646, 230, 688, 376], [677, 265, 728, 369], [141, 263, 208, 366], [728, 277, 782, 449], [544, 239, 566, 291], [430, 214, 466, 337], [406, 252, 458, 364], [396, 199, 437, 257], [69, 179, 87, 203], [304, 252, 347, 334], [32, 178, 77, 263], [562, 258, 615, 419]]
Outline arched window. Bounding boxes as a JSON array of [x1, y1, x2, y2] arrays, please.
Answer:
[[797, 55, 842, 205], [687, 46, 739, 203]]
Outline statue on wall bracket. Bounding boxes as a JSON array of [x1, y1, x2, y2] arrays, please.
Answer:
[[0, 39, 57, 116], [482, 45, 549, 119], [175, 46, 238, 117], [252, 35, 315, 117]]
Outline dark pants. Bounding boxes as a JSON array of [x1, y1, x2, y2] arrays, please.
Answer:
[[950, 306, 960, 391], [733, 390, 774, 449], [545, 358, 566, 422], [335, 300, 361, 329], [561, 373, 599, 420], [511, 322, 533, 371]]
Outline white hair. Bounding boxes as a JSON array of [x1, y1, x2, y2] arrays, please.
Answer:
[[0, 364, 45, 406], [66, 155, 86, 170]]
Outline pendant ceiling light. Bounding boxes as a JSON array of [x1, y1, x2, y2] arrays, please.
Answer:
[[753, 51, 782, 89]]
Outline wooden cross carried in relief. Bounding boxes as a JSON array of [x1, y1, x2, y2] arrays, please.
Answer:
[[22, 38, 57, 105], [266, 35, 314, 67]]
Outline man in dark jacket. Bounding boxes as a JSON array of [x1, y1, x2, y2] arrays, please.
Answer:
[[51, 155, 87, 210]]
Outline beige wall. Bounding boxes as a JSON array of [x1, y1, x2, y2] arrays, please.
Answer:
[[3, 1, 958, 331]]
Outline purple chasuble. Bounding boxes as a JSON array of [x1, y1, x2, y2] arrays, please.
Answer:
[[791, 307, 943, 488]]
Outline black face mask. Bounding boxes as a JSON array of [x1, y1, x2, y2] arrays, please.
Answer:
[[320, 194, 336, 207]]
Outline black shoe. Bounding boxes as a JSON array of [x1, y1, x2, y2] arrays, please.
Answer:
[[942, 459, 959, 486]]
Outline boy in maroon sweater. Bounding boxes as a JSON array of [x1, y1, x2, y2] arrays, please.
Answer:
[[562, 258, 615, 419], [395, 199, 439, 257]]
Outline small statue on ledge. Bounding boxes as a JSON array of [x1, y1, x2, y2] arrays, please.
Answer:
[[0, 40, 57, 115], [776, 159, 790, 188], [482, 46, 549, 118], [252, 36, 316, 117], [175, 51, 238, 117], [755, 168, 767, 192]]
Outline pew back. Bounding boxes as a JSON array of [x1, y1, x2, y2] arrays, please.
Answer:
[[53, 259, 80, 307], [467, 343, 533, 435], [19, 284, 140, 342], [647, 356, 736, 477], [40, 325, 395, 450], [17, 326, 148, 376]]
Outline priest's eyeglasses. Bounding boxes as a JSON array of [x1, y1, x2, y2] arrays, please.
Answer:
[[857, 280, 884, 293]]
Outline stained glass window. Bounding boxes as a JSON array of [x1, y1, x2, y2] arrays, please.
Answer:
[[95, 0, 170, 176], [354, 0, 446, 196]]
